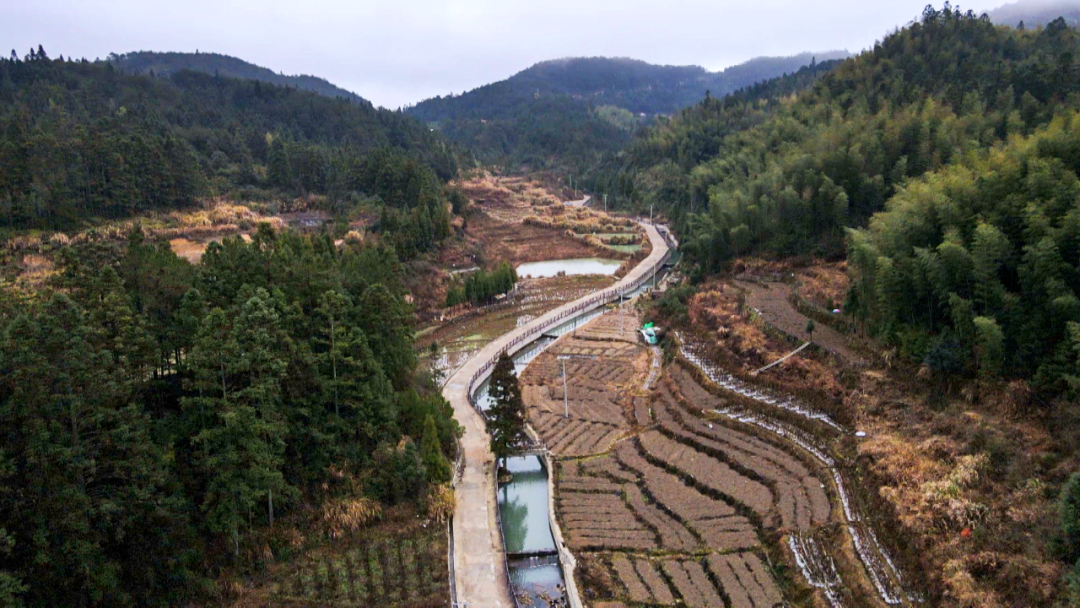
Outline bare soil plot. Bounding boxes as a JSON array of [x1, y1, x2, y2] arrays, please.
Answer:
[[623, 484, 698, 552], [614, 440, 758, 551], [660, 559, 725, 608], [558, 491, 658, 551], [706, 551, 784, 608], [637, 430, 775, 521], [611, 554, 652, 603], [634, 558, 676, 604], [736, 279, 865, 365], [522, 309, 650, 456]]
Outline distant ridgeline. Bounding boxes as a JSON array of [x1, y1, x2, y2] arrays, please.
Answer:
[[405, 52, 848, 170], [615, 7, 1080, 393], [988, 0, 1080, 28], [110, 50, 370, 106], [0, 49, 459, 255]]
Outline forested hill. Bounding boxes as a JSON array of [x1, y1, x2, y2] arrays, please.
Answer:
[[988, 0, 1080, 27], [621, 7, 1080, 396], [110, 50, 370, 106], [409, 52, 849, 120], [403, 52, 846, 171], [0, 51, 459, 234]]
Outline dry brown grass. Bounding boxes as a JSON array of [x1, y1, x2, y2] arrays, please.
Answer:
[[796, 262, 848, 307], [671, 260, 1072, 606], [426, 484, 454, 523], [320, 497, 382, 539]]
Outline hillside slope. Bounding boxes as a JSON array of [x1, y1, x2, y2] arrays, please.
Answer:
[[406, 52, 847, 170], [0, 55, 458, 235], [110, 50, 370, 105], [632, 9, 1080, 605], [409, 52, 849, 120]]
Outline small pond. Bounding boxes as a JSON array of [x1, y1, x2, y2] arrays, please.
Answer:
[[516, 258, 622, 278]]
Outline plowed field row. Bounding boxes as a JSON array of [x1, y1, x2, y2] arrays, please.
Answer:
[[603, 551, 782, 608], [614, 440, 759, 551], [654, 383, 831, 530], [638, 430, 775, 520]]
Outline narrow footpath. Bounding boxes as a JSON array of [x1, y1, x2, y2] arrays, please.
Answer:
[[443, 221, 670, 608]]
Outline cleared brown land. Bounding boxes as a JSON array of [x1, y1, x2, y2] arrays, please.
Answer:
[[736, 278, 865, 365], [706, 552, 784, 608], [522, 308, 647, 457], [531, 305, 856, 607], [637, 429, 774, 521], [657, 374, 831, 530]]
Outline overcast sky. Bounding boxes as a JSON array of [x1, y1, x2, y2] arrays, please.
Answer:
[[6, 0, 1005, 109]]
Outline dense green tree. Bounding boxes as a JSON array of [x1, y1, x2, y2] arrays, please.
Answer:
[[847, 110, 1080, 391], [0, 224, 460, 604], [487, 351, 527, 466], [0, 293, 198, 605], [421, 415, 452, 484], [602, 8, 1080, 268], [447, 262, 518, 306]]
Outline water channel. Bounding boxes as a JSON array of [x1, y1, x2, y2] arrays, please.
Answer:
[[499, 456, 564, 606], [468, 250, 672, 607]]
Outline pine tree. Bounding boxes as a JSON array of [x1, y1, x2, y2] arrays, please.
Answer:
[[0, 294, 177, 604], [487, 351, 526, 466], [421, 415, 452, 484], [187, 290, 292, 551]]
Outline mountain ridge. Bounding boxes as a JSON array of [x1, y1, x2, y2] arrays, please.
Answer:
[[409, 51, 850, 119], [109, 50, 372, 106]]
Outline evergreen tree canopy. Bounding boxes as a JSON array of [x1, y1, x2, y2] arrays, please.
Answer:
[[487, 351, 527, 462], [0, 226, 462, 606], [0, 52, 459, 229]]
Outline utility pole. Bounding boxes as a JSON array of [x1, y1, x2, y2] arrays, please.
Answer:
[[561, 358, 568, 419], [557, 354, 597, 419], [650, 204, 653, 224], [604, 193, 608, 213]]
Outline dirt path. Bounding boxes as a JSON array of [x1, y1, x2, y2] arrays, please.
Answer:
[[736, 279, 867, 366], [443, 222, 670, 608]]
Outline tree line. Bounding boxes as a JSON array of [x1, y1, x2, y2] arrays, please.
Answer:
[[0, 49, 459, 230], [0, 226, 460, 606], [847, 109, 1080, 392], [601, 8, 1080, 267], [445, 262, 518, 307], [594, 7, 1080, 394]]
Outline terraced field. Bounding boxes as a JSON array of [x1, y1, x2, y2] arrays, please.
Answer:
[[520, 307, 647, 457], [520, 308, 912, 607]]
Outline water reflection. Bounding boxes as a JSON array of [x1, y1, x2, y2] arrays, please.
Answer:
[[516, 258, 622, 278], [498, 456, 555, 554]]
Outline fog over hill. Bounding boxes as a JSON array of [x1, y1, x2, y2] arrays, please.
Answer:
[[987, 0, 1080, 26]]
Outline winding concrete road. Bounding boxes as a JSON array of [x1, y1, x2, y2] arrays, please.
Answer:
[[444, 221, 670, 607]]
